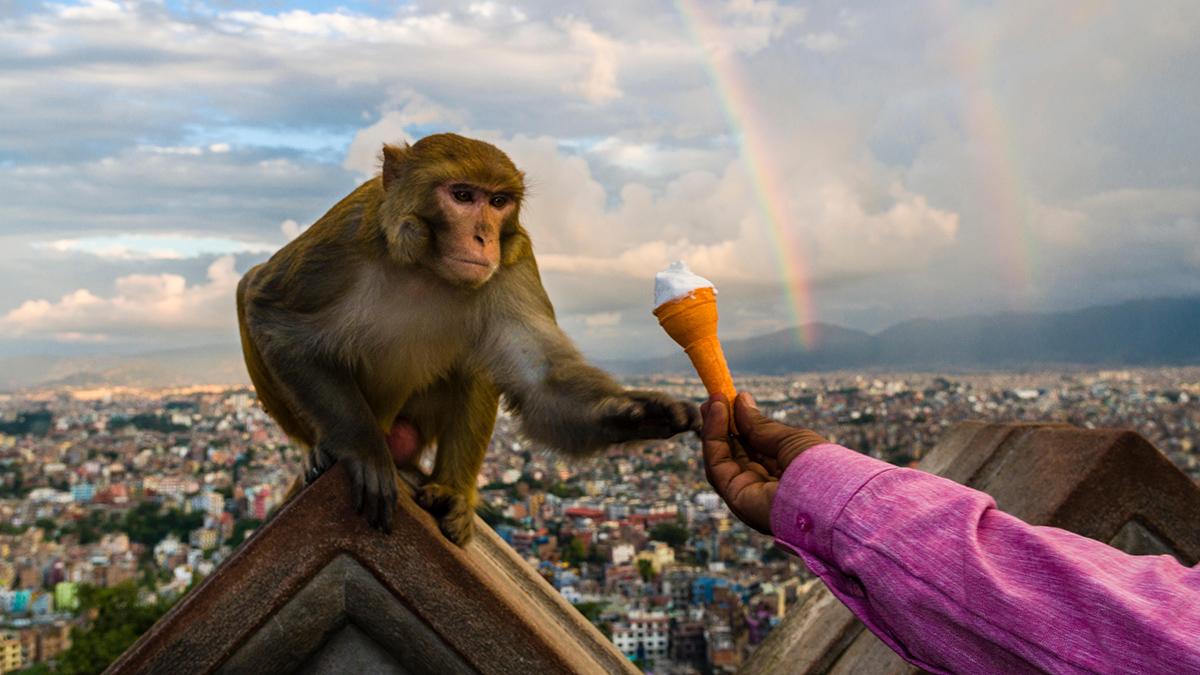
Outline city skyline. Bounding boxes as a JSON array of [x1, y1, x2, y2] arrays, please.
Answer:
[[0, 367, 1196, 670]]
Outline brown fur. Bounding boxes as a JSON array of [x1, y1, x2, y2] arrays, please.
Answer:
[[237, 133, 698, 544]]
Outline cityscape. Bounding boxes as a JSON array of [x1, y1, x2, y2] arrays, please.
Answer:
[[0, 368, 1197, 673]]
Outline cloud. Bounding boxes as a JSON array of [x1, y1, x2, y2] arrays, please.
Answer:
[[35, 234, 279, 261], [583, 311, 621, 328], [560, 19, 622, 104], [280, 219, 306, 241], [343, 94, 469, 176], [800, 32, 844, 53], [0, 0, 1197, 359], [0, 256, 240, 341], [489, 130, 959, 290]]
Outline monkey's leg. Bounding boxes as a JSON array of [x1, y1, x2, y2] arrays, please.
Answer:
[[254, 343, 398, 532], [417, 376, 499, 546]]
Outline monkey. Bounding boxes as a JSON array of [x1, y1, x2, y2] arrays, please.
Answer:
[[236, 133, 700, 545]]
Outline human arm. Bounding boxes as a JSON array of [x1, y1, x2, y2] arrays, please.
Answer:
[[702, 395, 1200, 674]]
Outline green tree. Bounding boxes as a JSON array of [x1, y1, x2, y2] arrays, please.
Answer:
[[637, 558, 655, 582], [54, 583, 174, 674], [562, 536, 588, 566], [228, 517, 263, 547], [572, 601, 606, 623], [649, 521, 689, 548]]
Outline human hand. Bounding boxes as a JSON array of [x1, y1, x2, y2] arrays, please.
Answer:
[[701, 392, 828, 535]]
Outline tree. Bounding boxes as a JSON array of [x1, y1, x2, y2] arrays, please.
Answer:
[[54, 583, 174, 674], [637, 558, 655, 582], [562, 536, 588, 566], [572, 601, 606, 623], [649, 521, 689, 549], [228, 517, 263, 547]]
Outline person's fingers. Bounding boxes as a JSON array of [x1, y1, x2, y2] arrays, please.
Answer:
[[733, 393, 797, 457], [734, 392, 828, 471], [701, 397, 743, 496]]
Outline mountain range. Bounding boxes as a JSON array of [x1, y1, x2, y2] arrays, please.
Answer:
[[2, 296, 1197, 391], [606, 295, 1200, 375]]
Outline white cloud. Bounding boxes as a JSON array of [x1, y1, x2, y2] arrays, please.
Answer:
[[560, 19, 622, 104], [583, 311, 621, 328], [280, 219, 306, 241], [343, 94, 469, 176], [491, 131, 959, 291], [35, 234, 278, 261], [0, 256, 241, 340], [800, 32, 844, 53]]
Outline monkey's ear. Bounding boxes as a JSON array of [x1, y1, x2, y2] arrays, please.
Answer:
[[380, 143, 409, 192], [384, 214, 430, 265], [501, 230, 532, 266]]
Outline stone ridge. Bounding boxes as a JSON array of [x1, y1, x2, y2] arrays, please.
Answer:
[[105, 465, 637, 675]]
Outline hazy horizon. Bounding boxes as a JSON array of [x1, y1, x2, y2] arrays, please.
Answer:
[[2, 1, 1199, 361]]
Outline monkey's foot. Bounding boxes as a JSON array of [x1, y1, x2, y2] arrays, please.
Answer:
[[418, 483, 476, 546]]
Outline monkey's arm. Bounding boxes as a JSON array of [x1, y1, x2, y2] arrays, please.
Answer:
[[477, 262, 699, 455], [243, 305, 398, 531]]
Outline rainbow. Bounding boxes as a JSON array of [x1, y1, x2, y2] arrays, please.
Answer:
[[935, 4, 1034, 306], [675, 0, 817, 348]]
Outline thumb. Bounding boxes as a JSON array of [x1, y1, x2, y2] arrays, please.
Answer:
[[734, 392, 827, 469], [733, 393, 794, 455]]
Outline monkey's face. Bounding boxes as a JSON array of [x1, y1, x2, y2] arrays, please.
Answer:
[[431, 182, 516, 287]]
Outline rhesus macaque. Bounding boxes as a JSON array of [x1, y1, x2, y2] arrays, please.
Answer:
[[237, 133, 699, 544]]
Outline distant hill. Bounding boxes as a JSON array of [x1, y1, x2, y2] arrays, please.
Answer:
[[610, 296, 1200, 375], [3, 296, 1197, 391], [0, 345, 250, 392]]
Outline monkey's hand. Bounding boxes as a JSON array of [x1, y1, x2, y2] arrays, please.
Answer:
[[598, 390, 701, 442], [310, 438, 398, 533], [419, 483, 477, 546]]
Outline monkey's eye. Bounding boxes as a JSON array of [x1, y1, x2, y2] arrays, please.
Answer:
[[452, 189, 474, 203], [489, 194, 509, 209]]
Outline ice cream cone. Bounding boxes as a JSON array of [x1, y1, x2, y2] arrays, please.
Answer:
[[654, 287, 737, 432]]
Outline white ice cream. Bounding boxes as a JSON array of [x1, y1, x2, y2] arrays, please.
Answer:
[[654, 260, 716, 307]]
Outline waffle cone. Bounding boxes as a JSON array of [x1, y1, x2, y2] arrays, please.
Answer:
[[654, 288, 737, 431]]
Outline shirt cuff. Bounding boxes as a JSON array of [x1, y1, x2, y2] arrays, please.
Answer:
[[770, 443, 898, 562]]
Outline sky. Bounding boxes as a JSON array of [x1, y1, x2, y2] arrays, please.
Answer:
[[0, 0, 1198, 360]]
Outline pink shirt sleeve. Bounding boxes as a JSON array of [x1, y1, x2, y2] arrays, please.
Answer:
[[771, 443, 1200, 674]]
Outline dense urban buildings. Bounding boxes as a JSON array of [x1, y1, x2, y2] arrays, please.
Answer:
[[0, 368, 1197, 672]]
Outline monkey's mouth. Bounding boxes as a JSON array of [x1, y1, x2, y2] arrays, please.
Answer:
[[448, 256, 492, 268]]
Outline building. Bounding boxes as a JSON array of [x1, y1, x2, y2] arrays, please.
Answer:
[[705, 620, 741, 672], [189, 527, 219, 551], [670, 619, 707, 668], [70, 482, 95, 503], [611, 610, 670, 666], [0, 632, 22, 674], [634, 541, 675, 575]]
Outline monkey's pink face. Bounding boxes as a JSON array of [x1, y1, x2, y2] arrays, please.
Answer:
[[433, 182, 516, 287]]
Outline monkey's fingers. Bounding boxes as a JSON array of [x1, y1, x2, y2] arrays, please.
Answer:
[[343, 454, 395, 533], [374, 467, 397, 533], [607, 392, 701, 439], [305, 445, 335, 486]]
